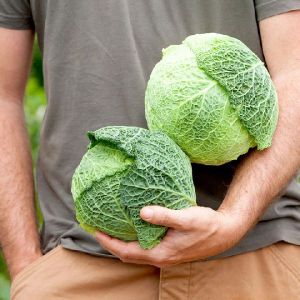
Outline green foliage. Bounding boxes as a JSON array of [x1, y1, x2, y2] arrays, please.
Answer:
[[72, 126, 196, 249], [145, 33, 278, 165], [24, 78, 47, 162], [0, 275, 10, 300], [0, 39, 45, 299], [31, 42, 44, 87], [0, 253, 10, 298]]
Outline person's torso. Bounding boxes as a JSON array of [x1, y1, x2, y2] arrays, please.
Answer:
[[28, 0, 300, 256]]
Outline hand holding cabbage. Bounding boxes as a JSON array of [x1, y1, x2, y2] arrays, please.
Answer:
[[95, 204, 247, 267]]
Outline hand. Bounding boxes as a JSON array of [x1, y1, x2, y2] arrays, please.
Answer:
[[95, 206, 248, 267]]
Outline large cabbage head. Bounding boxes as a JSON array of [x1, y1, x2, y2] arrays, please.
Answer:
[[145, 33, 279, 165], [71, 126, 196, 249]]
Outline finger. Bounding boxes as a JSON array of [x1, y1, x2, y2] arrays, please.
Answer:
[[140, 206, 191, 230], [95, 231, 133, 256], [95, 231, 153, 260], [95, 231, 170, 265]]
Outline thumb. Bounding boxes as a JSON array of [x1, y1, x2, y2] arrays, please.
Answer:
[[140, 206, 189, 230]]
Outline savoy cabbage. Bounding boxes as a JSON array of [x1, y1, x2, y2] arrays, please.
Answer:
[[71, 126, 196, 249], [145, 33, 278, 165]]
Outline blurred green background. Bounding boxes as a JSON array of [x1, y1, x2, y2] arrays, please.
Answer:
[[0, 40, 46, 300]]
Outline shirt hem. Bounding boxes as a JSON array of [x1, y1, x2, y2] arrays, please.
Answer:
[[0, 14, 34, 30]]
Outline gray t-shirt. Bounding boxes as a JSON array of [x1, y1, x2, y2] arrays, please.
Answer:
[[0, 0, 300, 258]]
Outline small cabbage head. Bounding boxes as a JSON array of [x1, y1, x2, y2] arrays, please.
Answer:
[[71, 126, 196, 249], [145, 33, 278, 165]]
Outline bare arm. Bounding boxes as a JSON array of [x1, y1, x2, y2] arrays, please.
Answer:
[[95, 11, 300, 266], [219, 10, 300, 229], [0, 28, 41, 280]]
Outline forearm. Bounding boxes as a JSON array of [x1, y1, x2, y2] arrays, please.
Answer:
[[0, 98, 41, 279], [219, 70, 300, 234]]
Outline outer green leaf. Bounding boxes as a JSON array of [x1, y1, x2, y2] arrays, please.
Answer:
[[120, 130, 196, 249], [72, 143, 136, 240], [184, 33, 278, 149]]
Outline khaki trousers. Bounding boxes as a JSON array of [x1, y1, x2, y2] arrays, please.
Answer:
[[11, 242, 300, 300]]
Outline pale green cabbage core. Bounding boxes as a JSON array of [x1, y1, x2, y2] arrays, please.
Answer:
[[145, 33, 278, 165], [71, 126, 196, 249]]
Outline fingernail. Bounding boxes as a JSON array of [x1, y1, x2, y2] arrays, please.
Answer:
[[141, 208, 153, 220]]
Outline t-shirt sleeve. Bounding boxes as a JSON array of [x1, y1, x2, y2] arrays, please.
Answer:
[[0, 0, 33, 30], [255, 0, 300, 21]]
